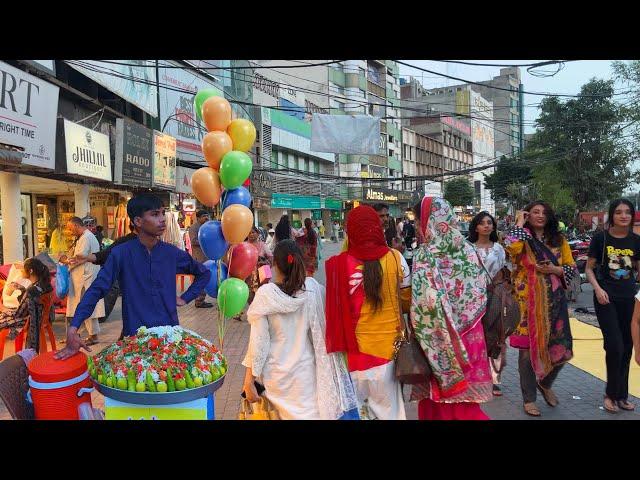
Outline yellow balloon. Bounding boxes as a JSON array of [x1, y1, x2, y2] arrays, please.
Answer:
[[191, 167, 221, 207], [227, 119, 257, 152], [221, 204, 253, 244]]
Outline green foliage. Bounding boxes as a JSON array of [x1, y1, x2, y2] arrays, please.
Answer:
[[532, 79, 636, 210], [443, 177, 474, 207], [483, 155, 532, 205]]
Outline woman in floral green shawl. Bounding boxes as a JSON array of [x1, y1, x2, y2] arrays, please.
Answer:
[[411, 196, 493, 420]]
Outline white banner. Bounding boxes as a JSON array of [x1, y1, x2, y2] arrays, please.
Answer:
[[175, 165, 196, 194], [63, 119, 112, 181], [311, 114, 380, 155], [0, 61, 59, 169]]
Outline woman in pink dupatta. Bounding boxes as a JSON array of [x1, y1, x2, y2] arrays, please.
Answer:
[[410, 196, 493, 420]]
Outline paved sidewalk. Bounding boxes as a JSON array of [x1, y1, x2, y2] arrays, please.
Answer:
[[2, 239, 638, 420]]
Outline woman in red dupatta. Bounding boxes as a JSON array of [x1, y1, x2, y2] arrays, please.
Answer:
[[325, 205, 409, 420], [296, 218, 319, 277], [411, 196, 493, 420]]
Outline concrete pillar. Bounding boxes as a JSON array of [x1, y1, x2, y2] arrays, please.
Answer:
[[0, 172, 24, 263], [74, 184, 90, 217]]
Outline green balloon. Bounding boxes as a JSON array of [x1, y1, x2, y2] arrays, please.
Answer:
[[194, 88, 222, 123], [219, 151, 253, 190], [217, 278, 249, 318]]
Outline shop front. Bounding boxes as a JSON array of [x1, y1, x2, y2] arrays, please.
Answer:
[[267, 194, 342, 231], [363, 187, 412, 219]]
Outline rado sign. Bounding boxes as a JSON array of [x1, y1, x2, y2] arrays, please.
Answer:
[[56, 118, 112, 181], [114, 117, 153, 188]]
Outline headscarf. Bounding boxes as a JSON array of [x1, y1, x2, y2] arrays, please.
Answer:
[[411, 197, 488, 400], [346, 205, 389, 261], [325, 205, 390, 354]]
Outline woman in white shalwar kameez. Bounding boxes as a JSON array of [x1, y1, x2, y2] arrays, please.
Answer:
[[242, 240, 358, 420]]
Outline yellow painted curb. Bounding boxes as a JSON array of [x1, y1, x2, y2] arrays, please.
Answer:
[[568, 318, 640, 398]]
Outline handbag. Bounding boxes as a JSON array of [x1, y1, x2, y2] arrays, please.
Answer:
[[473, 246, 520, 360], [237, 397, 280, 420], [390, 252, 432, 384]]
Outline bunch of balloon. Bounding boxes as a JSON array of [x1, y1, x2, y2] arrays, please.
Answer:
[[192, 88, 257, 347]]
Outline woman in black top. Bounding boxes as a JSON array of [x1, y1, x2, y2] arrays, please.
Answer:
[[585, 199, 640, 413]]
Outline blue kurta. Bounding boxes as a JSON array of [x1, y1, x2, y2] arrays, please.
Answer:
[[72, 237, 210, 336]]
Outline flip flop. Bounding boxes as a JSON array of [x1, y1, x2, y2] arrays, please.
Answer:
[[617, 400, 635, 411], [604, 396, 619, 414], [492, 385, 503, 397], [524, 402, 541, 417], [537, 384, 559, 407]]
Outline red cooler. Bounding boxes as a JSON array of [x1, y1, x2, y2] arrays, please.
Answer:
[[27, 351, 94, 420]]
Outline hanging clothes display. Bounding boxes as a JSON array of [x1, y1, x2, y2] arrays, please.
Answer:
[[113, 202, 129, 240], [162, 211, 184, 250]]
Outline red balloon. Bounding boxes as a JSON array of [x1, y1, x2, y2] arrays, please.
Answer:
[[227, 242, 258, 280], [243, 178, 251, 187]]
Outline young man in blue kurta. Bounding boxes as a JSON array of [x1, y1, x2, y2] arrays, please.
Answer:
[[55, 193, 211, 360]]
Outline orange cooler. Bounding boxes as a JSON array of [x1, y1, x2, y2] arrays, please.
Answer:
[[27, 351, 94, 420]]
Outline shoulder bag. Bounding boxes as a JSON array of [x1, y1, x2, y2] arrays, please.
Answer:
[[473, 245, 520, 362], [390, 251, 432, 384]]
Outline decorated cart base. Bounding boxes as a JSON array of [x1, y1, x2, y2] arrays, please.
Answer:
[[104, 395, 215, 420], [94, 374, 224, 420]]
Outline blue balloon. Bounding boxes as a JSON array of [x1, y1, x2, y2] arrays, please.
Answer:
[[203, 260, 228, 298], [221, 186, 252, 210], [198, 220, 228, 260]]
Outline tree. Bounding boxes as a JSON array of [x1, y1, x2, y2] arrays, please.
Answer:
[[483, 154, 534, 213], [483, 155, 532, 204], [531, 162, 576, 221], [531, 79, 637, 211], [444, 177, 474, 208]]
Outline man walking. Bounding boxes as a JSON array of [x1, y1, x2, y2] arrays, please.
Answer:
[[188, 210, 213, 308], [65, 216, 104, 346]]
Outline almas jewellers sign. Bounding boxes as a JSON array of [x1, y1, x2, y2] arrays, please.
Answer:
[[56, 118, 112, 182]]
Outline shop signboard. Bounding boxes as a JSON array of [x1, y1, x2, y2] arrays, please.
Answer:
[[251, 171, 274, 199], [114, 118, 153, 188], [0, 61, 59, 170], [158, 63, 223, 163], [57, 119, 112, 181], [364, 187, 398, 203], [152, 131, 177, 190], [67, 60, 158, 117], [175, 165, 197, 194], [271, 193, 321, 209], [321, 198, 342, 210]]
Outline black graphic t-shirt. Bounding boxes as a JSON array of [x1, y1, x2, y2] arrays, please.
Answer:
[[588, 231, 640, 299]]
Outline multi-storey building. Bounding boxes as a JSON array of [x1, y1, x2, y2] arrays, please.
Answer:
[[327, 61, 410, 217]]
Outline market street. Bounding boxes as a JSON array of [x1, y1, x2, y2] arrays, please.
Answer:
[[2, 239, 637, 420]]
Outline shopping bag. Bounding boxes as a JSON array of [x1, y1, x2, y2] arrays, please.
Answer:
[[258, 265, 272, 284], [237, 397, 280, 420], [55, 264, 70, 299]]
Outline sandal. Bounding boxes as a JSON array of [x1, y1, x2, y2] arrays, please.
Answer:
[[617, 399, 635, 411], [524, 402, 541, 417], [537, 384, 559, 407], [492, 385, 503, 397], [603, 396, 619, 414]]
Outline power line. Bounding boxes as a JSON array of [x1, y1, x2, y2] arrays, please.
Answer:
[[430, 60, 575, 68], [76, 59, 343, 70], [395, 60, 631, 98]]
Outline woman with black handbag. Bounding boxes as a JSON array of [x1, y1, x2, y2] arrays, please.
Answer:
[[505, 201, 577, 417], [469, 212, 507, 397], [585, 199, 640, 414]]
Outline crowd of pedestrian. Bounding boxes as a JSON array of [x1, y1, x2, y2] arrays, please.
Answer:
[[5, 189, 638, 421]]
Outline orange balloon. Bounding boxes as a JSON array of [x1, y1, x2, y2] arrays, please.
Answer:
[[202, 131, 233, 170], [202, 97, 232, 132], [191, 167, 221, 207], [221, 204, 253, 244]]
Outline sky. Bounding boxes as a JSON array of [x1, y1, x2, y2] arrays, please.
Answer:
[[399, 60, 619, 134]]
